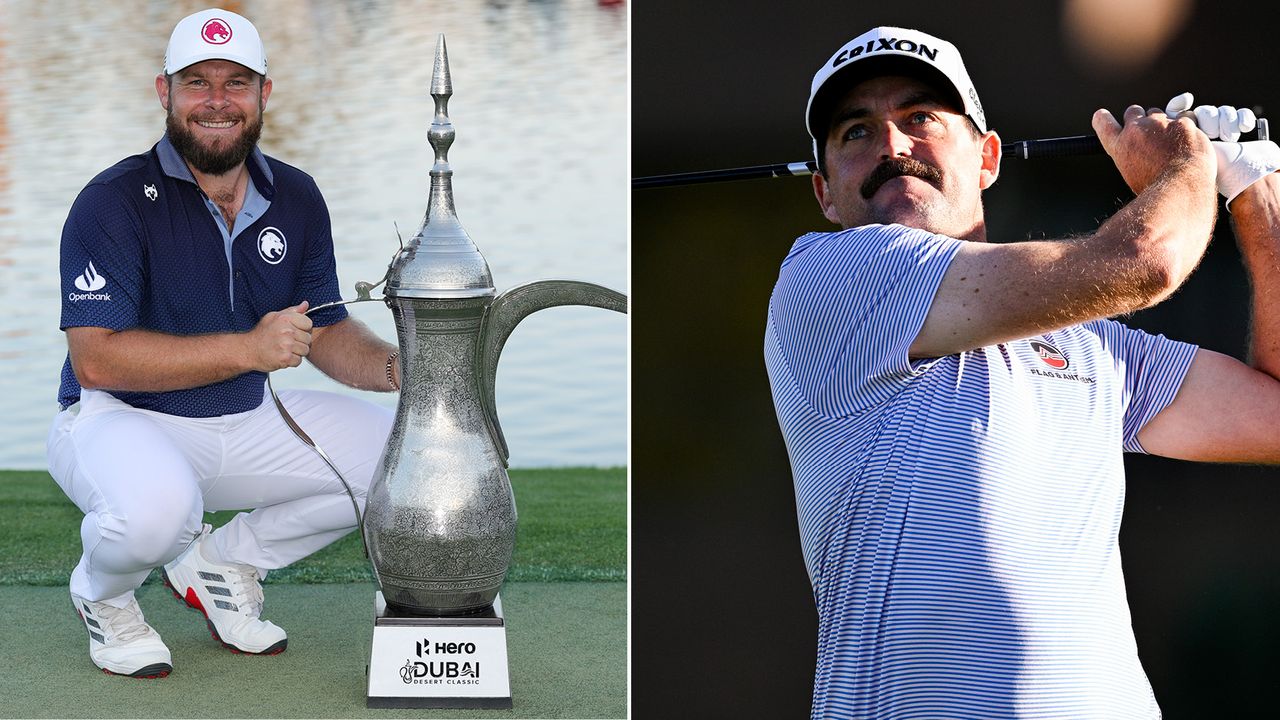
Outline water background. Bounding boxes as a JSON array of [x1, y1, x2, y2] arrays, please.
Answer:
[[0, 0, 627, 469]]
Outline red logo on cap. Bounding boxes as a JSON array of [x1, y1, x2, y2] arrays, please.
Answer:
[[201, 18, 232, 45]]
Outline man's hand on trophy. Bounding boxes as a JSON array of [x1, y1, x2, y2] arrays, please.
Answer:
[[249, 301, 314, 371]]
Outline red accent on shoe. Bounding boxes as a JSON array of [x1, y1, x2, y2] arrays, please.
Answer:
[[184, 587, 207, 616], [162, 570, 286, 656]]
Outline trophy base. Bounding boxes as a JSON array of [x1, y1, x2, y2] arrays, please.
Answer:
[[366, 590, 512, 709], [385, 598, 495, 617]]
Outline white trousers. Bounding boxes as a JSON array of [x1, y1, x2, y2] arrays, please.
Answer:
[[46, 387, 393, 604]]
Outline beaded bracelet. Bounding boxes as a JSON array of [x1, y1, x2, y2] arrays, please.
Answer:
[[386, 350, 400, 390]]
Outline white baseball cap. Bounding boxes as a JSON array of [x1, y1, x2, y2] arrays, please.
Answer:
[[164, 8, 267, 76], [806, 27, 986, 158]]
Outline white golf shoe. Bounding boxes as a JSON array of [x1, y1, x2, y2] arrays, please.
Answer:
[[71, 591, 173, 678], [161, 525, 287, 655]]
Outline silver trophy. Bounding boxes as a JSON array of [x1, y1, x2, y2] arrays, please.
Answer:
[[363, 35, 625, 708]]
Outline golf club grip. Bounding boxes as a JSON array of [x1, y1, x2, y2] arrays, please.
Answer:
[[1004, 120, 1271, 160], [1004, 135, 1103, 160]]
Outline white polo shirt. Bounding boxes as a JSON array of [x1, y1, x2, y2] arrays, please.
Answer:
[[764, 224, 1195, 719]]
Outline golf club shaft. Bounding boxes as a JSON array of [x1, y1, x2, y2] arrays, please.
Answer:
[[633, 118, 1272, 189], [632, 161, 818, 189]]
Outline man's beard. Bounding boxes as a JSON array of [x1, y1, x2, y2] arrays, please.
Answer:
[[166, 107, 263, 176]]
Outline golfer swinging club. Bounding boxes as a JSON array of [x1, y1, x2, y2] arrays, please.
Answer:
[[764, 26, 1280, 718]]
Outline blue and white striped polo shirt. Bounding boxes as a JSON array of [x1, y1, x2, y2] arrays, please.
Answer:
[[764, 224, 1196, 719]]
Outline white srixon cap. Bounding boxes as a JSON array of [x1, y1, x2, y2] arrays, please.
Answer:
[[806, 27, 986, 154], [164, 9, 267, 75]]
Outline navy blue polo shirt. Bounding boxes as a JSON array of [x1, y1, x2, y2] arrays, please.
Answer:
[[57, 134, 348, 417]]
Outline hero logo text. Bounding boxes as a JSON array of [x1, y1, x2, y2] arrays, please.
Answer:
[[398, 638, 481, 685]]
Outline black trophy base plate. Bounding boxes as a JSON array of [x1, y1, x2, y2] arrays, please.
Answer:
[[366, 694, 513, 709], [383, 601, 498, 620]]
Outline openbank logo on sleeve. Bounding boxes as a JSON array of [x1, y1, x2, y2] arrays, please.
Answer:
[[69, 262, 111, 301], [74, 262, 105, 291]]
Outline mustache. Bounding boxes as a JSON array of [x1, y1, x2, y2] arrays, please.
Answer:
[[860, 157, 944, 199]]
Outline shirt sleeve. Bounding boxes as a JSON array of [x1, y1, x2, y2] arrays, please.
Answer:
[[59, 183, 145, 331], [769, 224, 963, 417], [1084, 318, 1198, 453], [295, 182, 349, 328]]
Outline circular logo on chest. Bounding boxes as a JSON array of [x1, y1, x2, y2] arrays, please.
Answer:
[[1029, 340, 1069, 370], [201, 18, 233, 45], [257, 227, 287, 265]]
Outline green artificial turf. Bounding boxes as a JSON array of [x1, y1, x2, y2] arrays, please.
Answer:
[[0, 469, 628, 718], [0, 468, 625, 586], [0, 582, 627, 718]]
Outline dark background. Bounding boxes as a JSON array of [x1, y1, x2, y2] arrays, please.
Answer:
[[633, 1, 1280, 717]]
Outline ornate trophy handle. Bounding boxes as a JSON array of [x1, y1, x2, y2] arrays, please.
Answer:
[[477, 280, 627, 465]]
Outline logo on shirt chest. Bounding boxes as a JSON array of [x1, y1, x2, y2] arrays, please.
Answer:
[[257, 227, 287, 265], [1026, 338, 1096, 384], [1030, 340, 1069, 370]]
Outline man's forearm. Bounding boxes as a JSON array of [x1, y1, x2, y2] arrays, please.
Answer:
[[1229, 173, 1280, 379], [308, 317, 399, 392], [69, 327, 253, 392]]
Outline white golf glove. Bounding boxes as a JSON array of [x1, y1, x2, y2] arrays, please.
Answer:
[[1165, 92, 1280, 207]]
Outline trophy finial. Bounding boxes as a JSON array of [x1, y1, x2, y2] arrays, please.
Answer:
[[428, 34, 454, 174], [431, 34, 452, 96], [384, 32, 493, 300]]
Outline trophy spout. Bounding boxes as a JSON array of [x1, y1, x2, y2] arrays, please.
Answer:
[[477, 280, 628, 464]]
